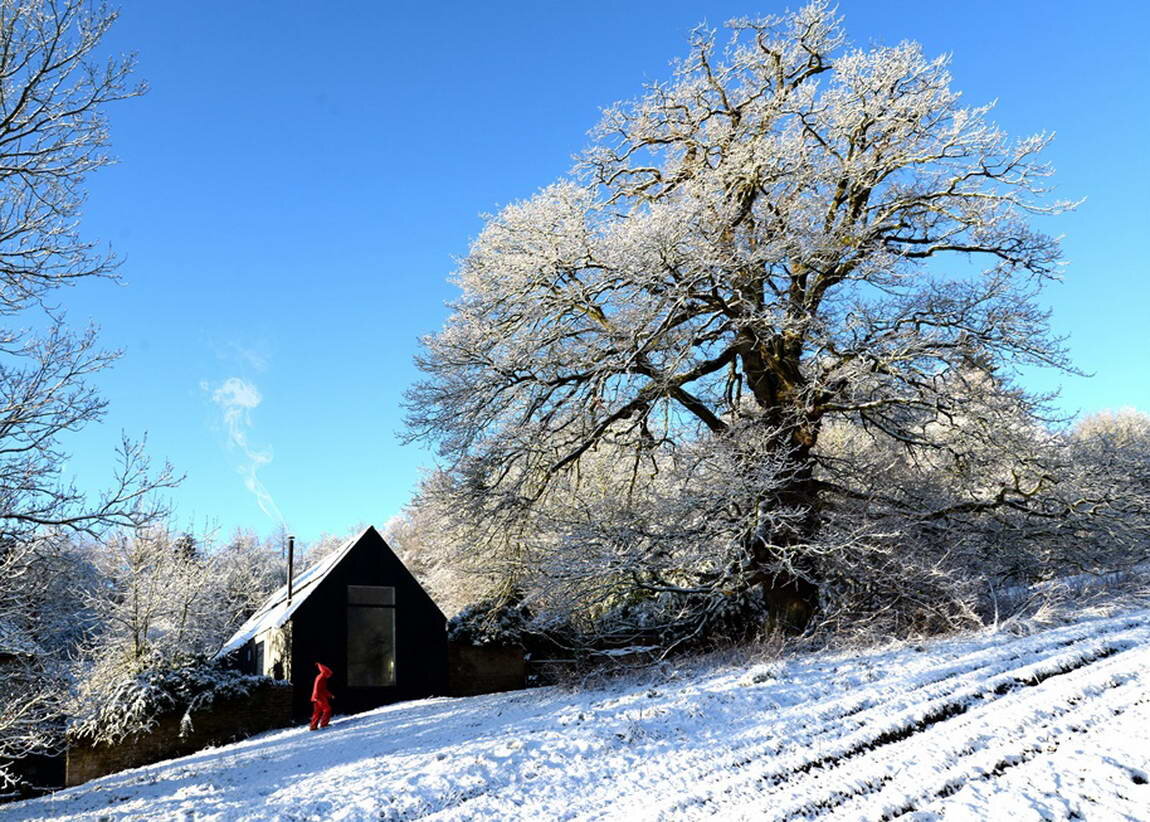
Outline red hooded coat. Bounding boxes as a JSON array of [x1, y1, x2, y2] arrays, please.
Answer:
[[311, 662, 333, 704]]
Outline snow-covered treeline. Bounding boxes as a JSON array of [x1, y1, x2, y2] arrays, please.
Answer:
[[1, 528, 286, 792]]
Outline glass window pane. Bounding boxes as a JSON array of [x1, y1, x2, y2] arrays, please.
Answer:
[[347, 606, 396, 686], [348, 585, 395, 606]]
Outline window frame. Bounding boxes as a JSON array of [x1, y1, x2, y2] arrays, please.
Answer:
[[346, 585, 397, 687]]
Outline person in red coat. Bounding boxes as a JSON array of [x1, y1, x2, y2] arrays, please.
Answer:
[[309, 662, 334, 730]]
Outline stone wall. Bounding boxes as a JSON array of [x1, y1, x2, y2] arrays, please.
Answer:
[[2, 752, 65, 801], [66, 681, 293, 787], [447, 642, 525, 697]]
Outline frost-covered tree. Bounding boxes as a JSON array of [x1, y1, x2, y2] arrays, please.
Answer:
[[0, 0, 173, 787], [0, 0, 166, 544], [0, 537, 101, 791], [68, 527, 284, 746], [1073, 408, 1150, 448], [213, 529, 287, 625], [78, 528, 222, 672], [413, 426, 809, 645], [407, 2, 1092, 639], [1063, 410, 1150, 568], [385, 491, 505, 618], [299, 527, 362, 571]]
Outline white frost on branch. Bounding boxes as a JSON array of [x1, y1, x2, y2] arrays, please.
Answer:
[[403, 1, 1145, 643]]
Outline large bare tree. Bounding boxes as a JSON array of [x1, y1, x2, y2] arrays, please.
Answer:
[[406, 3, 1088, 638], [0, 0, 169, 541], [0, 0, 175, 791]]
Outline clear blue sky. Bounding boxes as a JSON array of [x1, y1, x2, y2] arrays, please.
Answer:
[[58, 0, 1150, 546]]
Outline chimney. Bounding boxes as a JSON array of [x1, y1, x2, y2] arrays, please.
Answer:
[[287, 535, 295, 605]]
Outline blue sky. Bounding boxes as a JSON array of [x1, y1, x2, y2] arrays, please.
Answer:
[[57, 0, 1149, 546]]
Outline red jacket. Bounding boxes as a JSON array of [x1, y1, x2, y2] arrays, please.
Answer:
[[311, 662, 333, 703]]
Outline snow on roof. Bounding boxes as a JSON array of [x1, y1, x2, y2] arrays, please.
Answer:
[[214, 526, 374, 659]]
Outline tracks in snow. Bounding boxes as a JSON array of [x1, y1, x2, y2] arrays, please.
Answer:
[[643, 616, 1150, 821], [390, 612, 1150, 821]]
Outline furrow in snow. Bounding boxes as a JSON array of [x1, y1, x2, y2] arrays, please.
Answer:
[[643, 625, 1149, 821], [574, 621, 1142, 821], [824, 644, 1150, 820]]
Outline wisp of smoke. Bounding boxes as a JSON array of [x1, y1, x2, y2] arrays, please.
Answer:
[[207, 377, 285, 526]]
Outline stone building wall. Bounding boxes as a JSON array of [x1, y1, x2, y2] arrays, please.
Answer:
[[66, 681, 293, 787], [447, 642, 525, 697]]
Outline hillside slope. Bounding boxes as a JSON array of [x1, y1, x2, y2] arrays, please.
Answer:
[[7, 610, 1150, 821]]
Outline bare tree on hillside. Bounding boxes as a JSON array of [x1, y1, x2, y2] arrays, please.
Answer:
[[0, 0, 172, 789], [0, 0, 170, 541], [406, 2, 1098, 638]]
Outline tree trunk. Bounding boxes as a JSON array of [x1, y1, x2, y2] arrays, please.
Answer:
[[746, 453, 821, 633], [740, 342, 822, 632]]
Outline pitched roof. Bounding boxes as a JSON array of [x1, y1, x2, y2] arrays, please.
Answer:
[[215, 526, 375, 658]]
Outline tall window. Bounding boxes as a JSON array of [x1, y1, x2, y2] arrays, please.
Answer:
[[347, 585, 396, 686]]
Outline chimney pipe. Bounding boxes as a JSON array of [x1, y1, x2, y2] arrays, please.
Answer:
[[287, 535, 295, 605]]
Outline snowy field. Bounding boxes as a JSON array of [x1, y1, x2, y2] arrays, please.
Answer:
[[7, 609, 1150, 821]]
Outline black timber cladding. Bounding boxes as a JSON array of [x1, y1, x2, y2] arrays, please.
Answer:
[[288, 527, 448, 717], [279, 527, 447, 718]]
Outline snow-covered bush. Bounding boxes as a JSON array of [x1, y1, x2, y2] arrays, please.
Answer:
[[66, 525, 284, 749], [589, 586, 774, 651], [991, 567, 1150, 635], [448, 596, 536, 648], [69, 656, 269, 746]]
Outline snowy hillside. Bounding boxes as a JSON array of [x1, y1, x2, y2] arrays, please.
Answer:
[[8, 610, 1150, 821]]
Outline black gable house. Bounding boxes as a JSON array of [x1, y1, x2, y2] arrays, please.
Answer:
[[65, 525, 524, 788], [218, 525, 449, 718]]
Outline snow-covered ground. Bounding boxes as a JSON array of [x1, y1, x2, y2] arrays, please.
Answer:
[[8, 610, 1150, 821]]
